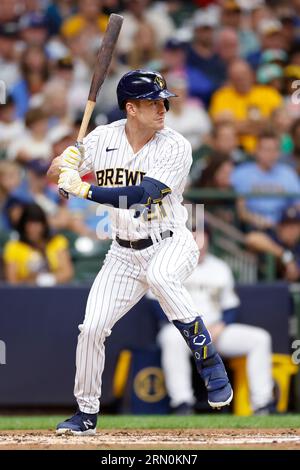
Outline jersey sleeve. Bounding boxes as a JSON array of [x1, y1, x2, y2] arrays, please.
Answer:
[[219, 264, 240, 311], [145, 137, 192, 191], [78, 128, 100, 177]]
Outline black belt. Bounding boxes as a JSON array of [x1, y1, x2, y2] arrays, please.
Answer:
[[116, 230, 173, 250]]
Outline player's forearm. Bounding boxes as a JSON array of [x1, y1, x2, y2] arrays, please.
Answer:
[[86, 184, 144, 208]]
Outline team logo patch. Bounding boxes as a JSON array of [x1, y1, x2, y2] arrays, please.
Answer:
[[154, 76, 165, 89]]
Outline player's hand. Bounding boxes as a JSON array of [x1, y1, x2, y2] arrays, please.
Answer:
[[60, 146, 82, 170], [58, 168, 90, 199]]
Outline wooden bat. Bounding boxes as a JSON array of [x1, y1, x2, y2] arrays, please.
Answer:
[[59, 13, 124, 198]]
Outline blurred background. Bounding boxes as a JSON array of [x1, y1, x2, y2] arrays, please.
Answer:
[[0, 0, 300, 417]]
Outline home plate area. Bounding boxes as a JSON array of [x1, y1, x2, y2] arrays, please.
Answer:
[[0, 429, 300, 449]]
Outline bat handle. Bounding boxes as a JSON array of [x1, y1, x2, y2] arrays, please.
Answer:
[[58, 141, 84, 199]]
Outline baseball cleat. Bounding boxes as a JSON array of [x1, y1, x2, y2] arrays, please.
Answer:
[[208, 384, 233, 409], [56, 410, 97, 435]]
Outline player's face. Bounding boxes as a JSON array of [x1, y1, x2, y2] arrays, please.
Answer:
[[132, 99, 166, 130]]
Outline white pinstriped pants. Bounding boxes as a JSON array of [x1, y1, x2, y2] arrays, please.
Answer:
[[74, 228, 200, 414]]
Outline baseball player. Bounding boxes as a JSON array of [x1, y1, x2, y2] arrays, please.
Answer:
[[49, 70, 233, 435], [156, 226, 274, 415]]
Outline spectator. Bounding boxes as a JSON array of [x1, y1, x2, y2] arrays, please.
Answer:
[[0, 95, 24, 158], [164, 74, 211, 153], [19, 11, 48, 47], [45, 0, 76, 37], [232, 130, 300, 231], [127, 21, 159, 69], [61, 0, 108, 41], [3, 203, 74, 285], [210, 59, 282, 153], [220, 0, 260, 58], [0, 22, 21, 89], [186, 8, 227, 99], [160, 38, 214, 108], [118, 0, 175, 57], [13, 158, 71, 232], [0, 161, 22, 231], [191, 153, 235, 224], [246, 206, 300, 282], [271, 106, 293, 156], [247, 18, 288, 69], [283, 118, 300, 176], [216, 27, 240, 68], [7, 107, 52, 163], [11, 44, 50, 119], [256, 63, 283, 93], [154, 226, 274, 415]]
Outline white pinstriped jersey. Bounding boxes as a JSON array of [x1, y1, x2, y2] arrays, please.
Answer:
[[79, 119, 192, 240]]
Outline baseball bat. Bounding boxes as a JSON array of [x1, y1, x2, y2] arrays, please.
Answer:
[[59, 13, 124, 198]]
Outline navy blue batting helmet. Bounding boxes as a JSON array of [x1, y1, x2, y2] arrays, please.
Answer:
[[116, 70, 176, 111]]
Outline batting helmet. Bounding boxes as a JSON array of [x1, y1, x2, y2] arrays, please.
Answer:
[[116, 70, 176, 111]]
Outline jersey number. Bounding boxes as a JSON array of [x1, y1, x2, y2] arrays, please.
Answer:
[[145, 201, 167, 221]]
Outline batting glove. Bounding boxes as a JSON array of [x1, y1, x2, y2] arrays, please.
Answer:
[[60, 146, 82, 170], [58, 168, 90, 199]]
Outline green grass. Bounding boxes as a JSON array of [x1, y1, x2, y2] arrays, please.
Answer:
[[0, 414, 299, 430]]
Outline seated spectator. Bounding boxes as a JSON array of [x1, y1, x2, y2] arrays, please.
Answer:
[[247, 18, 287, 70], [246, 206, 300, 282], [19, 11, 48, 48], [256, 63, 283, 93], [127, 21, 159, 70], [164, 74, 211, 153], [0, 161, 22, 231], [13, 158, 72, 232], [61, 0, 108, 41], [231, 130, 300, 231], [10, 44, 50, 119], [209, 59, 282, 153], [3, 203, 74, 285], [191, 153, 235, 224], [216, 27, 240, 68], [161, 38, 215, 108], [153, 226, 274, 415], [0, 95, 24, 158], [118, 0, 175, 57], [0, 21, 21, 90], [45, 0, 76, 37], [186, 8, 227, 103], [271, 106, 293, 156], [7, 107, 52, 163], [190, 122, 247, 183]]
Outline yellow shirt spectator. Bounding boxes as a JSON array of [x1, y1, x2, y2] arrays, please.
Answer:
[[210, 85, 282, 152], [61, 13, 108, 39], [3, 234, 69, 283]]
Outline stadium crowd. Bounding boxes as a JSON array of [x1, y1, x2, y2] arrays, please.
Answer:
[[1, 0, 300, 284]]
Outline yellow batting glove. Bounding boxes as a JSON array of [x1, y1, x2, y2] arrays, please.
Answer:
[[58, 168, 90, 199], [60, 146, 82, 170]]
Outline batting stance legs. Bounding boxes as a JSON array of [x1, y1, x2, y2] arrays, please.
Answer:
[[73, 229, 231, 415]]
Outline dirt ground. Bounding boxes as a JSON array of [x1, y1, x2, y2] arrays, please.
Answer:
[[0, 428, 300, 450]]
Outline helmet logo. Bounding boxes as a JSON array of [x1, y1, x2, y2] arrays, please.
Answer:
[[154, 76, 165, 89]]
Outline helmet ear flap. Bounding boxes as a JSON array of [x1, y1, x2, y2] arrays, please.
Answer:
[[164, 99, 170, 111]]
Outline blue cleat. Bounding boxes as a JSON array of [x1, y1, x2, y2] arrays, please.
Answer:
[[173, 317, 233, 410], [200, 351, 233, 409], [56, 410, 97, 435]]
